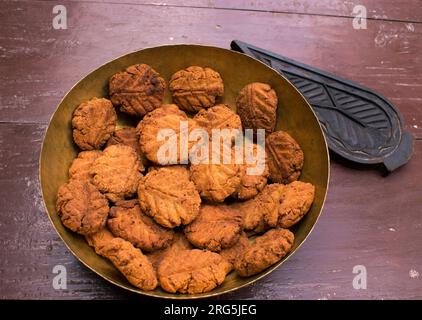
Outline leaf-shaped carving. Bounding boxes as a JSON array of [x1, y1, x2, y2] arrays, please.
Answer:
[[329, 88, 390, 131], [287, 75, 333, 107], [281, 74, 393, 158]]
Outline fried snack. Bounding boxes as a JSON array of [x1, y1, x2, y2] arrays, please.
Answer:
[[234, 143, 269, 200], [68, 150, 102, 182], [236, 82, 278, 134], [72, 97, 116, 150], [106, 127, 148, 170], [169, 66, 224, 113], [220, 232, 249, 271], [85, 227, 115, 256], [184, 204, 243, 252], [56, 179, 109, 236], [146, 233, 193, 270], [235, 228, 294, 277], [138, 166, 201, 228], [266, 131, 304, 184], [97, 237, 158, 291], [235, 183, 284, 233], [158, 249, 230, 294], [137, 104, 198, 164], [190, 144, 242, 202], [147, 165, 189, 177], [107, 199, 174, 251], [90, 144, 143, 202], [193, 104, 242, 137], [109, 64, 166, 117], [276, 181, 315, 228]]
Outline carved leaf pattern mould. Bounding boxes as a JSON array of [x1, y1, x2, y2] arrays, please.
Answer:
[[231, 40, 413, 171]]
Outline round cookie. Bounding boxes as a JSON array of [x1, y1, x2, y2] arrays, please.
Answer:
[[234, 228, 294, 277], [106, 127, 148, 171], [158, 249, 230, 294], [184, 204, 243, 252], [169, 66, 224, 113], [137, 104, 198, 164], [265, 131, 304, 184], [138, 166, 201, 228], [109, 63, 166, 117], [236, 82, 278, 134], [107, 199, 175, 252], [56, 179, 109, 236], [276, 181, 315, 228], [234, 143, 269, 200], [90, 144, 143, 202], [193, 104, 242, 137], [68, 150, 102, 182], [72, 97, 116, 150], [190, 143, 242, 202]]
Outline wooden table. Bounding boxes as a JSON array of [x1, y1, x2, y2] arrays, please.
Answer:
[[0, 0, 421, 300]]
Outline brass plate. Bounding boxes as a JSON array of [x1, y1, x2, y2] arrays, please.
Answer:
[[39, 45, 330, 299]]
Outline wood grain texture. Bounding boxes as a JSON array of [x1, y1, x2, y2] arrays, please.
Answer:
[[0, 123, 421, 299], [0, 0, 421, 300], [0, 1, 421, 138], [52, 0, 422, 23]]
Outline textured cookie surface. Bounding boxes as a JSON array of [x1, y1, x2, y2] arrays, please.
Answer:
[[72, 97, 116, 150], [169, 66, 224, 113], [235, 228, 294, 277], [266, 131, 304, 184], [276, 181, 315, 228], [190, 144, 242, 202], [234, 143, 269, 200], [106, 127, 148, 170], [109, 63, 166, 117], [184, 204, 243, 252], [98, 238, 158, 290], [219, 232, 249, 272], [138, 166, 201, 228], [90, 144, 143, 202], [108, 199, 175, 251], [68, 150, 102, 182], [137, 104, 198, 164], [235, 183, 284, 233], [236, 82, 278, 134], [158, 249, 230, 294], [193, 104, 241, 137], [56, 179, 109, 235]]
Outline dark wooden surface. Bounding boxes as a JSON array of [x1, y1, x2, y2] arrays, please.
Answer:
[[0, 0, 421, 300]]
